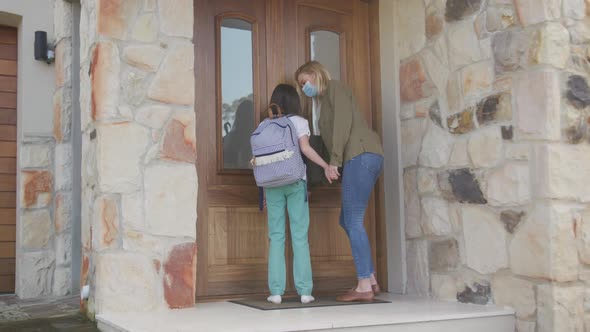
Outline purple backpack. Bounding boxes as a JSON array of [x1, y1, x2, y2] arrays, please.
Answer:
[[250, 115, 306, 190]]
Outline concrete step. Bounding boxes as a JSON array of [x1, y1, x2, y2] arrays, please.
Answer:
[[96, 294, 515, 332]]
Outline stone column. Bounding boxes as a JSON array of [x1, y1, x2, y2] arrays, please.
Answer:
[[79, 0, 197, 316], [53, 0, 74, 297], [396, 0, 590, 331]]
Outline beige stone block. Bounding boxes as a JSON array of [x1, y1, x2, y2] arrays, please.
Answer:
[[123, 45, 164, 72], [421, 197, 452, 236], [55, 193, 72, 233], [417, 168, 439, 196], [132, 14, 158, 42], [569, 20, 590, 45], [510, 203, 579, 282], [20, 144, 51, 168], [468, 127, 503, 168], [537, 284, 584, 332], [97, 122, 149, 193], [148, 42, 194, 106], [461, 61, 494, 98], [449, 139, 471, 167], [505, 143, 530, 161], [144, 0, 156, 11], [145, 164, 197, 238], [135, 105, 171, 129], [492, 275, 536, 318], [404, 169, 422, 239], [394, 0, 426, 60], [431, 274, 457, 300], [400, 58, 435, 103], [91, 41, 120, 120], [530, 22, 570, 69], [577, 208, 590, 264], [486, 5, 517, 32], [158, 0, 193, 38], [563, 0, 587, 19], [486, 163, 531, 206], [515, 69, 561, 140], [401, 118, 427, 168], [419, 123, 453, 168], [52, 266, 71, 296], [422, 47, 450, 94], [533, 144, 590, 202], [18, 252, 55, 299], [54, 0, 73, 41], [406, 240, 429, 296], [94, 252, 161, 313], [448, 21, 483, 70], [121, 191, 145, 231], [97, 0, 141, 39], [93, 196, 120, 250], [446, 73, 463, 114], [21, 210, 52, 250], [55, 232, 72, 267], [55, 143, 73, 191], [462, 206, 508, 274], [160, 109, 196, 163], [514, 0, 561, 26]]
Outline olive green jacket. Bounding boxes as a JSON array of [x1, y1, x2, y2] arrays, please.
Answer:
[[318, 80, 384, 167]]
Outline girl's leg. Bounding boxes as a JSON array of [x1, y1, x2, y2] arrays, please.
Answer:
[[285, 181, 313, 296], [340, 154, 383, 290], [266, 187, 288, 296]]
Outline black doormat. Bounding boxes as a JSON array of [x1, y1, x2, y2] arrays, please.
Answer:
[[229, 296, 390, 310]]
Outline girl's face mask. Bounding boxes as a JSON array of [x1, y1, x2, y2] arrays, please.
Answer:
[[302, 81, 319, 97]]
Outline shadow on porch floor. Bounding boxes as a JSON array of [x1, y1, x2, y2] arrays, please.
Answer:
[[96, 293, 515, 332]]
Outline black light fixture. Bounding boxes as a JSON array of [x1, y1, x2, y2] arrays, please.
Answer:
[[34, 31, 54, 64]]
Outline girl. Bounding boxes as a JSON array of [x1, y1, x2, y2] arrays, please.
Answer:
[[260, 84, 332, 304], [295, 61, 384, 302]]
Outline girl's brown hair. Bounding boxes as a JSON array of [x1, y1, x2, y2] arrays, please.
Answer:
[[294, 61, 332, 96]]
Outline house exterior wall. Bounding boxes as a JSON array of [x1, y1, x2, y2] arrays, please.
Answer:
[[0, 0, 76, 299], [396, 0, 590, 331], [77, 0, 197, 317]]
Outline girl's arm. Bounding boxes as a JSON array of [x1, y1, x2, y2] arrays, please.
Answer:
[[299, 135, 334, 183]]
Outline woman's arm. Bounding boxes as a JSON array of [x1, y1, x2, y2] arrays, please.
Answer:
[[328, 83, 353, 168], [299, 135, 336, 183]]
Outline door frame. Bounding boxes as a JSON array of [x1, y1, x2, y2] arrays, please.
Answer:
[[193, 0, 405, 299]]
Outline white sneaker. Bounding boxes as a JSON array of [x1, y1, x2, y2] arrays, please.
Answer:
[[267, 295, 282, 304], [301, 295, 315, 304]]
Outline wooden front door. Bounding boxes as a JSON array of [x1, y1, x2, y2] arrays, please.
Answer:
[[195, 0, 380, 300], [0, 26, 17, 294]]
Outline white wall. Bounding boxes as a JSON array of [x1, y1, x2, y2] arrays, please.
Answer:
[[0, 0, 55, 136]]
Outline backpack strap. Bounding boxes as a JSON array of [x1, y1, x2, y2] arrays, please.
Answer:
[[258, 187, 264, 211]]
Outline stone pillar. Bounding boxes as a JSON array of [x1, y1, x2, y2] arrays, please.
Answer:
[[53, 0, 74, 297], [396, 0, 590, 330], [79, 0, 197, 316]]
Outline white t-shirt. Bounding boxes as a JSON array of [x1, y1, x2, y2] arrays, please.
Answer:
[[289, 115, 310, 181]]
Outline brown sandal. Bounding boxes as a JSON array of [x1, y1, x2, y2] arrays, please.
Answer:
[[336, 288, 375, 302]]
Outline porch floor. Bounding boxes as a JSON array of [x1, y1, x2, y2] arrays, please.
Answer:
[[96, 293, 515, 332]]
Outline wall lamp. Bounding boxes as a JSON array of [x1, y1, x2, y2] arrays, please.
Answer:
[[34, 31, 55, 64]]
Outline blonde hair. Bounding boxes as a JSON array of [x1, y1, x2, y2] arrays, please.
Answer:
[[294, 61, 332, 96]]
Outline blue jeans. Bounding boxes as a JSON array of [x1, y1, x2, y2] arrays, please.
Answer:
[[339, 153, 384, 280]]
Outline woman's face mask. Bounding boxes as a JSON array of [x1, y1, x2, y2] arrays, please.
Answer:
[[302, 81, 318, 97]]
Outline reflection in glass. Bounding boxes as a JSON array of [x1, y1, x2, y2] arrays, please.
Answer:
[[310, 31, 340, 135], [220, 18, 255, 170]]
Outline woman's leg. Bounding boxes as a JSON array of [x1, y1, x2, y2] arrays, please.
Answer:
[[339, 153, 384, 291], [266, 187, 288, 296], [286, 181, 313, 296]]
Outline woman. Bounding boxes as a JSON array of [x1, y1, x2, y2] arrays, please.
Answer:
[[295, 61, 384, 302]]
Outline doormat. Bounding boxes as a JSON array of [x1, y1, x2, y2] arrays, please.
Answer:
[[229, 296, 390, 310]]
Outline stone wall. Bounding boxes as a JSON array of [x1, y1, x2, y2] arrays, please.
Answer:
[[14, 0, 74, 299], [78, 0, 197, 316], [17, 136, 56, 298], [396, 0, 590, 331]]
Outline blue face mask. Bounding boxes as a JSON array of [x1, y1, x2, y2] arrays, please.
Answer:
[[302, 81, 318, 97]]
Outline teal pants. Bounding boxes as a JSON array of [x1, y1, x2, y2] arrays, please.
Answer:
[[265, 180, 313, 296]]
